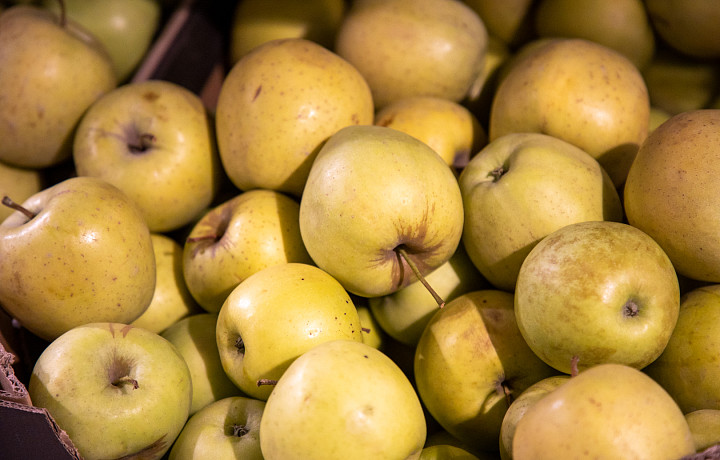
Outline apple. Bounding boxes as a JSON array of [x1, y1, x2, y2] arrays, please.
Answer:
[[685, 409, 720, 452], [229, 0, 345, 64], [0, 159, 44, 223], [514, 220, 680, 374], [183, 189, 312, 313], [624, 110, 720, 282], [458, 132, 623, 291], [215, 37, 374, 197], [643, 284, 720, 413], [498, 375, 570, 460], [216, 262, 363, 401], [161, 312, 243, 416], [462, 0, 535, 47], [512, 363, 695, 459], [645, 0, 720, 58], [131, 233, 202, 334], [374, 96, 487, 169], [414, 290, 557, 453], [299, 124, 464, 299], [168, 396, 265, 460], [42, 0, 161, 82], [260, 339, 427, 460], [0, 176, 156, 341], [73, 79, 222, 233], [533, 0, 655, 70], [369, 245, 487, 346], [463, 35, 511, 130], [356, 303, 386, 350], [489, 38, 650, 187], [28, 322, 192, 460], [0, 4, 116, 168], [419, 445, 483, 460], [334, 0, 488, 109]]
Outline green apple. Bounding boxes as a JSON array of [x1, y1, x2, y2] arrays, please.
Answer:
[[512, 363, 695, 459], [489, 38, 650, 187], [28, 322, 192, 460], [420, 445, 483, 460], [533, 0, 655, 70], [183, 189, 312, 313], [335, 0, 487, 109], [649, 106, 672, 133], [414, 290, 557, 453], [131, 233, 202, 334], [463, 35, 511, 130], [685, 409, 720, 452], [161, 312, 243, 416], [644, 284, 720, 413], [215, 37, 374, 197], [642, 47, 720, 115], [498, 375, 570, 460], [299, 124, 464, 298], [0, 176, 155, 341], [369, 245, 487, 346], [645, 0, 720, 58], [624, 110, 720, 282], [0, 160, 44, 223], [515, 221, 680, 374], [458, 132, 623, 291], [0, 5, 116, 168], [229, 0, 345, 64], [260, 339, 427, 460], [216, 262, 363, 401], [169, 396, 265, 460], [356, 303, 386, 350], [462, 0, 535, 47], [374, 96, 486, 169], [42, 0, 161, 81], [73, 79, 222, 233]]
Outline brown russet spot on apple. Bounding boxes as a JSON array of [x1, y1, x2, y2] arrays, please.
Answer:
[[252, 85, 262, 101], [142, 91, 160, 103]]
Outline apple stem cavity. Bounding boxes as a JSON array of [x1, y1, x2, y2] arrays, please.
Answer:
[[235, 336, 245, 355], [257, 379, 278, 387], [396, 246, 445, 308], [489, 165, 506, 182], [231, 424, 250, 437], [623, 299, 640, 317], [2, 196, 36, 220], [570, 355, 580, 377], [128, 133, 157, 154]]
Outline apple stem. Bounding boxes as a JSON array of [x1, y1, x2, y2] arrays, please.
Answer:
[[396, 247, 445, 308], [257, 379, 278, 387], [570, 355, 580, 377], [56, 0, 66, 27], [128, 133, 156, 154], [361, 327, 371, 333], [2, 196, 36, 220], [113, 375, 139, 390]]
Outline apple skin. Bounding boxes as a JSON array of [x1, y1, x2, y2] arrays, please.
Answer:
[[514, 220, 680, 374], [498, 375, 570, 460], [489, 38, 650, 187], [42, 0, 161, 81], [131, 233, 203, 334], [643, 284, 720, 413], [161, 313, 243, 416], [229, 0, 345, 64], [0, 176, 156, 341], [28, 322, 192, 460], [624, 110, 720, 283], [0, 159, 44, 223], [458, 132, 623, 291], [215, 37, 374, 197], [645, 0, 720, 59], [334, 0, 488, 109], [0, 5, 116, 168], [169, 396, 265, 460], [512, 363, 695, 460], [216, 263, 363, 401], [183, 189, 313, 313], [299, 124, 465, 298], [419, 445, 483, 460], [685, 409, 720, 452], [73, 79, 222, 233], [260, 339, 427, 460], [414, 290, 557, 453]]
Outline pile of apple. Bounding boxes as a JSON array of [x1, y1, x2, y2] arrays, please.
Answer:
[[2, 0, 720, 459]]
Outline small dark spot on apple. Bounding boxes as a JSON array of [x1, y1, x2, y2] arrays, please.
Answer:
[[363, 355, 369, 359], [143, 91, 160, 102], [253, 85, 262, 101]]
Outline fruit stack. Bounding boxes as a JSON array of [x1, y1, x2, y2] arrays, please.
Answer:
[[1, 0, 720, 459]]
